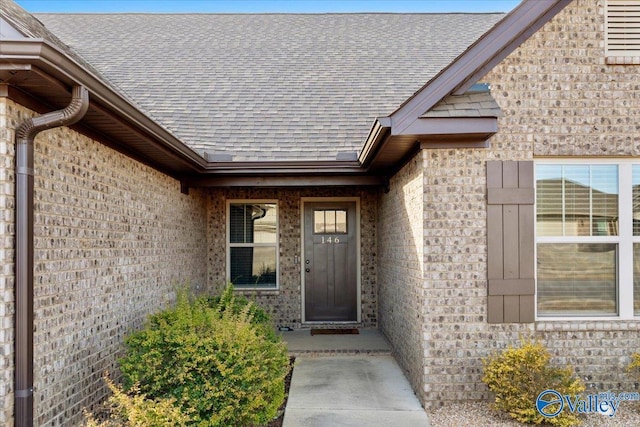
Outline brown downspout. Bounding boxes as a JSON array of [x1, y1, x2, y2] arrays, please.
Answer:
[[15, 85, 89, 427]]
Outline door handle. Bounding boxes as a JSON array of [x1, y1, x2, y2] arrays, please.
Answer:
[[305, 268, 310, 273]]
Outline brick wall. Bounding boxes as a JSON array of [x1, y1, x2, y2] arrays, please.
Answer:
[[421, 149, 532, 406], [0, 98, 16, 426], [377, 154, 425, 398], [206, 187, 378, 329], [417, 0, 640, 408], [1, 98, 208, 426]]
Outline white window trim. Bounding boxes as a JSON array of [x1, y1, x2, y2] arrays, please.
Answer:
[[226, 199, 279, 290], [534, 159, 637, 321]]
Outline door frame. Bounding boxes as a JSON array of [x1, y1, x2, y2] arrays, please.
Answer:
[[300, 197, 361, 323]]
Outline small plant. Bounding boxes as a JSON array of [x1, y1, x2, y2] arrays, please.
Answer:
[[628, 352, 640, 383], [84, 373, 191, 426], [118, 284, 290, 426], [482, 339, 585, 426]]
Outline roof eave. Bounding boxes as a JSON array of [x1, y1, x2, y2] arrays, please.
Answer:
[[1, 39, 387, 186], [358, 118, 391, 168], [203, 160, 362, 173], [0, 38, 208, 173], [397, 116, 498, 137], [190, 174, 385, 188]]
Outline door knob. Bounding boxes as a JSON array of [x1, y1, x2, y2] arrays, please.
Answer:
[[305, 268, 310, 273]]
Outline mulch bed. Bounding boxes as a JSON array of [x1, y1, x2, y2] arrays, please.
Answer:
[[265, 356, 295, 427]]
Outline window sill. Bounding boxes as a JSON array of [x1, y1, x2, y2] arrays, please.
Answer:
[[535, 318, 640, 332], [234, 288, 280, 296], [606, 56, 640, 65]]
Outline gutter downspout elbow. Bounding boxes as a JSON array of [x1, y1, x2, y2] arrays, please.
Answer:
[[15, 85, 89, 427]]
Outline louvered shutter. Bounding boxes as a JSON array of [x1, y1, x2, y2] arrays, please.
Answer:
[[486, 161, 535, 323], [606, 0, 640, 63]]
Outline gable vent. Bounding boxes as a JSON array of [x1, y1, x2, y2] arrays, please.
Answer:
[[606, 0, 640, 63]]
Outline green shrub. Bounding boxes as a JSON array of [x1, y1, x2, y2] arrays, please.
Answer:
[[628, 352, 640, 382], [482, 339, 585, 426], [119, 284, 289, 426], [205, 285, 270, 323]]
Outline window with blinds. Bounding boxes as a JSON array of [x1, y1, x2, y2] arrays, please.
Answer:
[[536, 164, 619, 316], [536, 165, 619, 237], [536, 161, 640, 319], [606, 0, 640, 63], [227, 201, 278, 289]]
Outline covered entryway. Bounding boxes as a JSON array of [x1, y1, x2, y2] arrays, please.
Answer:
[[303, 200, 358, 322]]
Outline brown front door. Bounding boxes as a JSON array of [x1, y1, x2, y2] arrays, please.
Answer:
[[304, 201, 357, 321]]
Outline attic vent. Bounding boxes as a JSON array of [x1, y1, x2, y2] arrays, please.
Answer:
[[606, 0, 640, 64]]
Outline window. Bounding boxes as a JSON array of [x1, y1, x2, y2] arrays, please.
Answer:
[[605, 0, 640, 64], [227, 201, 278, 289], [536, 161, 639, 318], [313, 209, 348, 234]]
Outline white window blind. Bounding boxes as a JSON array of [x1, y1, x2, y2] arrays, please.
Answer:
[[536, 164, 620, 316], [606, 0, 640, 62], [536, 165, 618, 237], [536, 161, 640, 319], [227, 201, 278, 289]]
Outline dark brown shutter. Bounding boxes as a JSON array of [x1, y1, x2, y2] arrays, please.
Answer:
[[486, 161, 535, 323]]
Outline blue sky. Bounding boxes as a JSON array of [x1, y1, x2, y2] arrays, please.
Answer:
[[15, 0, 522, 13]]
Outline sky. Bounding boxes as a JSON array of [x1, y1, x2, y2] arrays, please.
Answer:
[[15, 0, 522, 14]]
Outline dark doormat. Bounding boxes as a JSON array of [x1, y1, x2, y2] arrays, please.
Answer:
[[310, 328, 359, 335]]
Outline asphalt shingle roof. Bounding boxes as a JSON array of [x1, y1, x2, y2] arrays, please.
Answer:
[[34, 12, 505, 161], [423, 91, 503, 118]]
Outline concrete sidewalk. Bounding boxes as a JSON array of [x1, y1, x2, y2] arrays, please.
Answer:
[[282, 328, 391, 355], [282, 356, 431, 427]]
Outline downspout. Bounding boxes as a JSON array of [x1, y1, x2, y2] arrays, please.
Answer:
[[14, 85, 89, 427]]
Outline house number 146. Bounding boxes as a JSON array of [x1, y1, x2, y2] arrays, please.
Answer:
[[321, 236, 340, 244]]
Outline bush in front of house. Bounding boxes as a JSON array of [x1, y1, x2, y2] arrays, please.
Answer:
[[482, 339, 584, 426], [628, 352, 640, 383], [118, 284, 290, 426]]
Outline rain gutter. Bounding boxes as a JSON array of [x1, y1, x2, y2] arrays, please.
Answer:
[[14, 85, 89, 427]]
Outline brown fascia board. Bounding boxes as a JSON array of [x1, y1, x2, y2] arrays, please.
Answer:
[[192, 174, 385, 188], [197, 161, 384, 187], [397, 117, 498, 137], [204, 160, 362, 174], [358, 118, 391, 168], [0, 38, 208, 172]]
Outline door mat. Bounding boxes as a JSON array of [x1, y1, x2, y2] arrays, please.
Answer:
[[310, 328, 359, 335]]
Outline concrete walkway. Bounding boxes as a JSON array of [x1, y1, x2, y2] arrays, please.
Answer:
[[282, 328, 392, 355], [282, 355, 431, 427]]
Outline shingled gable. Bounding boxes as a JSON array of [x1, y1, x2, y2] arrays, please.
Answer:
[[1, 0, 572, 188], [360, 0, 573, 173]]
